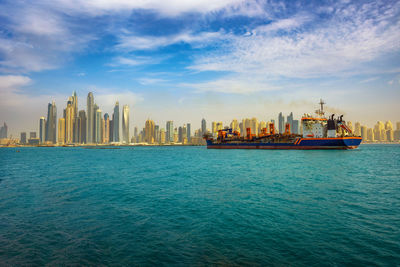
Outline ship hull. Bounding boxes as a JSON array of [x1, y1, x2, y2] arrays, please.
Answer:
[[206, 137, 362, 150]]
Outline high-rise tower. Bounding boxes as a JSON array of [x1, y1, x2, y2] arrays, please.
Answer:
[[58, 118, 65, 144], [45, 101, 57, 143], [72, 91, 78, 118], [86, 92, 94, 143], [39, 117, 46, 144], [287, 112, 293, 133], [65, 100, 74, 144], [95, 109, 102, 144], [166, 121, 174, 143], [201, 119, 207, 135], [113, 102, 120, 142], [122, 105, 129, 144], [187, 123, 191, 142], [0, 122, 7, 138], [278, 112, 285, 134], [78, 110, 87, 144], [145, 119, 155, 144], [103, 113, 110, 143]]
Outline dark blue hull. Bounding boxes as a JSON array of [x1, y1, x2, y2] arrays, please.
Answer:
[[206, 137, 362, 149]]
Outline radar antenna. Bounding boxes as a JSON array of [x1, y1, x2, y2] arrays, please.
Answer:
[[315, 99, 326, 117]]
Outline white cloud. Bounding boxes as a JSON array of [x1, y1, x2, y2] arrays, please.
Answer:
[[0, 75, 32, 92], [0, 4, 95, 72], [187, 1, 400, 93], [53, 0, 245, 16], [138, 78, 167, 85], [359, 77, 379, 83], [116, 30, 227, 51], [182, 75, 280, 94]]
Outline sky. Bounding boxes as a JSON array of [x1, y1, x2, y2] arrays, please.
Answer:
[[0, 0, 399, 136]]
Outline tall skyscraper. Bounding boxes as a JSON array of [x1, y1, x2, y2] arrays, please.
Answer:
[[155, 125, 160, 143], [86, 92, 94, 143], [45, 101, 57, 143], [250, 118, 258, 135], [367, 128, 374, 141], [187, 123, 191, 142], [72, 91, 78, 118], [354, 122, 361, 136], [160, 128, 166, 144], [394, 122, 400, 141], [103, 113, 110, 143], [93, 104, 99, 141], [178, 126, 183, 142], [230, 119, 239, 132], [0, 122, 7, 138], [201, 119, 207, 134], [58, 118, 65, 144], [73, 116, 80, 143], [20, 132, 27, 144], [122, 105, 129, 144], [65, 100, 74, 144], [145, 119, 155, 144], [39, 117, 46, 143], [361, 125, 367, 141], [166, 121, 174, 143], [113, 101, 120, 142], [374, 121, 385, 141], [385, 121, 394, 141], [278, 112, 285, 134], [287, 112, 293, 133], [95, 109, 102, 144], [78, 110, 87, 144], [182, 124, 187, 144], [109, 119, 114, 142]]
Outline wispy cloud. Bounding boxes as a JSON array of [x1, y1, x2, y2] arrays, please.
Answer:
[[138, 78, 168, 85], [187, 1, 400, 93], [359, 77, 379, 83], [0, 4, 96, 73], [51, 0, 245, 16], [182, 75, 280, 94], [116, 30, 228, 51]]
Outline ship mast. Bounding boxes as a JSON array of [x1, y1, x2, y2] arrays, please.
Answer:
[[315, 99, 325, 117]]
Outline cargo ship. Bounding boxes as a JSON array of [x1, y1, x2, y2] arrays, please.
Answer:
[[204, 100, 362, 150]]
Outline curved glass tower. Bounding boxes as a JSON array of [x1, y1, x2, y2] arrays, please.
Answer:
[[122, 105, 129, 144]]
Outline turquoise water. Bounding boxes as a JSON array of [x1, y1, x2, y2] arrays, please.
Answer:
[[0, 145, 399, 265]]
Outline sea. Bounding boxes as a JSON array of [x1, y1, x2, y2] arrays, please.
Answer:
[[0, 145, 399, 266]]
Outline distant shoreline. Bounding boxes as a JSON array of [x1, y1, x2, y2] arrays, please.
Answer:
[[1, 142, 400, 148], [0, 144, 206, 148]]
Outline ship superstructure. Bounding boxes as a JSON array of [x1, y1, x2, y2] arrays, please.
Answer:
[[204, 100, 362, 149]]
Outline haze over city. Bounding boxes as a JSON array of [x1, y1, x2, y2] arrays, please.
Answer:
[[1, 0, 399, 137]]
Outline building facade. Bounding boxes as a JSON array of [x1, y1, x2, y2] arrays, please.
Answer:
[[86, 92, 94, 143], [113, 102, 120, 142], [122, 105, 129, 144]]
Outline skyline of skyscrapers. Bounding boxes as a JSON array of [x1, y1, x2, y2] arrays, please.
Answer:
[[1, 91, 399, 145]]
